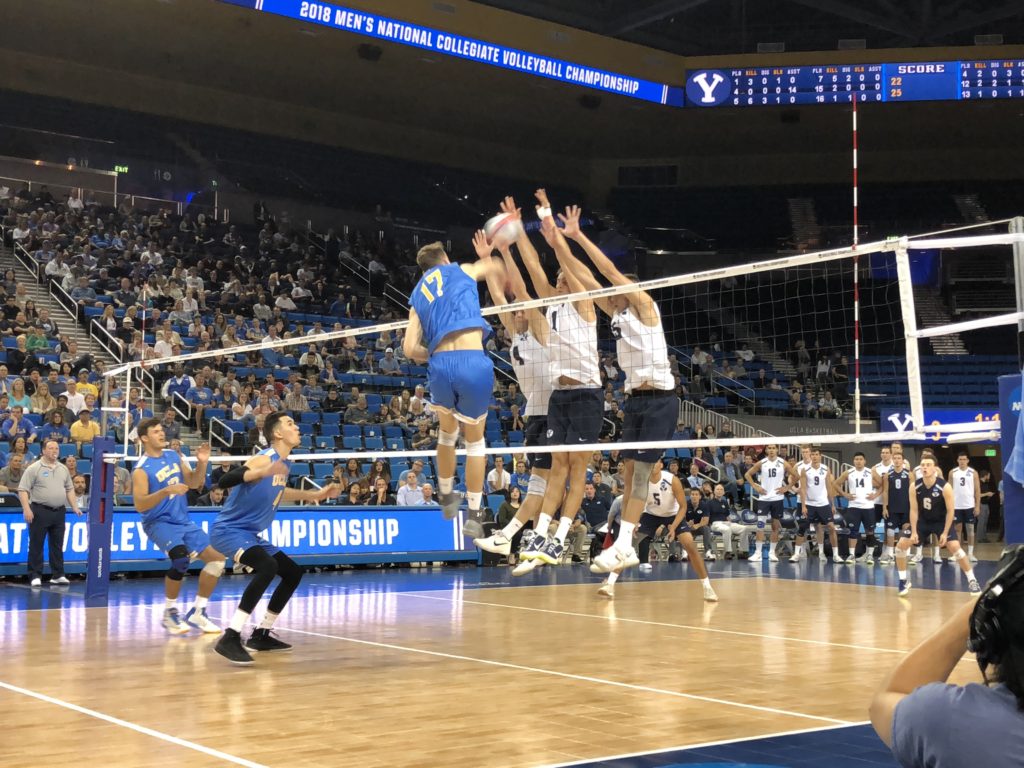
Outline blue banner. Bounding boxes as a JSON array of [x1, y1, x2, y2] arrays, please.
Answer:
[[1000, 374, 1023, 544], [220, 0, 683, 106], [881, 407, 999, 443], [0, 505, 468, 566]]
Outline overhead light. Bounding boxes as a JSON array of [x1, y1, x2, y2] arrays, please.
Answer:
[[757, 42, 785, 53], [974, 33, 1004, 45], [838, 38, 867, 50]]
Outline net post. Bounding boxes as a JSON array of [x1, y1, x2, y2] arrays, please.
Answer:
[[1011, 217, 1024, 369], [895, 243, 925, 433], [85, 437, 116, 607]]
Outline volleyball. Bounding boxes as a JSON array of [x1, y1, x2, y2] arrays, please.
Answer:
[[483, 212, 524, 248]]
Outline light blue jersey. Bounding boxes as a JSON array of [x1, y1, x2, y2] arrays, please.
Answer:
[[214, 448, 290, 535], [409, 263, 491, 354], [136, 449, 189, 526]]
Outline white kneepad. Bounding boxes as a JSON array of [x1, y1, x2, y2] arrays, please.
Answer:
[[438, 428, 460, 448], [465, 438, 486, 457], [202, 560, 226, 578], [527, 474, 547, 498]]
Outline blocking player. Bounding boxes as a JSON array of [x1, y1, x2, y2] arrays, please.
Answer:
[[791, 447, 841, 563], [835, 453, 882, 565], [133, 418, 223, 635], [949, 452, 981, 564], [895, 454, 981, 598], [744, 445, 793, 562], [211, 412, 340, 664], [404, 240, 503, 538], [471, 200, 553, 571]]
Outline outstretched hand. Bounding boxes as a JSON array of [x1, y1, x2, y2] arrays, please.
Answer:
[[472, 230, 493, 260], [538, 215, 559, 247], [558, 205, 582, 239], [499, 196, 521, 220], [534, 188, 551, 209]]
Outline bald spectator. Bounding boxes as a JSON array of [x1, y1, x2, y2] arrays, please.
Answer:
[[396, 471, 425, 506]]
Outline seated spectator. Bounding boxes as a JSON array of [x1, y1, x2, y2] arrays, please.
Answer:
[[569, 481, 610, 562], [38, 410, 71, 444], [365, 476, 395, 506], [364, 459, 391, 491], [195, 486, 227, 507], [0, 453, 25, 492], [504, 403, 525, 434], [396, 471, 425, 506], [247, 413, 268, 449], [496, 486, 522, 530], [283, 382, 309, 413], [678, 488, 715, 560], [29, 381, 56, 416], [379, 348, 401, 374], [344, 395, 371, 425], [25, 325, 49, 353], [818, 390, 841, 419], [160, 410, 181, 442], [420, 483, 438, 506], [70, 409, 101, 449], [344, 481, 365, 506], [70, 276, 99, 306], [2, 406, 35, 445], [298, 344, 324, 377], [706, 483, 750, 559], [590, 471, 614, 508], [75, 370, 98, 399], [185, 373, 214, 430], [487, 457, 511, 496], [6, 378, 31, 413], [509, 460, 530, 496]]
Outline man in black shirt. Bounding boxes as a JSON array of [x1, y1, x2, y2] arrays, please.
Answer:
[[570, 482, 610, 563], [676, 487, 715, 561]]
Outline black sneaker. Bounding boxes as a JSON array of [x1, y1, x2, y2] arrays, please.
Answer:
[[214, 630, 254, 665], [245, 628, 293, 652]]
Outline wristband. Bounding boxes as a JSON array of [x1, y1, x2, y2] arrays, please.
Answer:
[[536, 206, 552, 220]]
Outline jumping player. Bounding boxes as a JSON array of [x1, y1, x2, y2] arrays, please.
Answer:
[[471, 200, 553, 570], [895, 454, 981, 597], [792, 447, 841, 563], [133, 418, 223, 635], [950, 452, 981, 563], [744, 445, 793, 562], [404, 240, 502, 538], [211, 412, 340, 664], [835, 453, 882, 565]]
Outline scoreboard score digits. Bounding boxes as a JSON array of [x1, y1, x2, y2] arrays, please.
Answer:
[[686, 59, 1024, 107]]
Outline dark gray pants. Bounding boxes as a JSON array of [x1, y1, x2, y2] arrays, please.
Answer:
[[28, 504, 66, 580]]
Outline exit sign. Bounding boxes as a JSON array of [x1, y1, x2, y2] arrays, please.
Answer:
[[114, 164, 129, 174], [985, 448, 997, 457]]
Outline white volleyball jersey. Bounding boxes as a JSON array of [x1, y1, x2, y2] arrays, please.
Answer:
[[645, 471, 679, 518], [758, 457, 787, 501], [803, 465, 830, 506], [610, 303, 674, 393], [847, 468, 876, 509], [794, 459, 812, 480], [951, 467, 976, 509], [510, 329, 551, 418], [546, 300, 600, 388]]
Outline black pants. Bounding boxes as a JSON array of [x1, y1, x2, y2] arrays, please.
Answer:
[[28, 504, 66, 580]]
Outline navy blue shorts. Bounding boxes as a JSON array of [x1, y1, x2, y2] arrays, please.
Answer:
[[756, 498, 784, 520], [954, 508, 977, 525], [546, 388, 603, 445], [886, 511, 910, 532], [805, 504, 834, 526], [843, 506, 876, 537], [638, 512, 687, 537], [210, 526, 281, 562], [428, 350, 494, 422], [620, 390, 679, 462], [916, 518, 958, 543], [144, 519, 211, 558], [524, 416, 551, 471]]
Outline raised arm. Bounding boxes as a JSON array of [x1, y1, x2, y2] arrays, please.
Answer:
[[402, 308, 429, 364], [473, 230, 516, 338], [498, 198, 549, 345], [179, 442, 210, 489]]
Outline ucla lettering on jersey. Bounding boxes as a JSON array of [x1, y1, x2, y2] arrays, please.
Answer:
[[409, 264, 491, 354], [215, 448, 291, 534], [137, 449, 189, 526]]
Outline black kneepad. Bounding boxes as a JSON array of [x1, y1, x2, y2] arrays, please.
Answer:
[[166, 545, 190, 581]]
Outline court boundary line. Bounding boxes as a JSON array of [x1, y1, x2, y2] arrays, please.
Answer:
[[539, 720, 873, 768], [0, 680, 267, 768], [272, 624, 852, 725], [400, 592, 909, 654]]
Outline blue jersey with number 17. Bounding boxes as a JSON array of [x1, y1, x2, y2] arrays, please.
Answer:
[[410, 264, 491, 354], [214, 447, 291, 534]]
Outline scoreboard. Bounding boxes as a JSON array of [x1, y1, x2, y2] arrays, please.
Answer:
[[685, 59, 1024, 107]]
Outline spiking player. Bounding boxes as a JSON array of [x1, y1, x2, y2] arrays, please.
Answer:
[[885, 451, 916, 595], [515, 192, 603, 566], [835, 453, 882, 565], [211, 412, 340, 664], [744, 445, 793, 562], [894, 454, 981, 597], [133, 418, 223, 635], [404, 240, 503, 539], [791, 447, 841, 563], [471, 199, 553, 572], [875, 446, 898, 564], [950, 452, 981, 564]]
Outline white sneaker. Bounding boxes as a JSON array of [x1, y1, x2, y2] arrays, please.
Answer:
[[865, 553, 875, 565], [789, 550, 802, 563], [910, 553, 923, 565], [590, 544, 640, 574], [748, 551, 764, 564], [30, 577, 41, 587], [184, 607, 222, 634], [702, 583, 719, 602], [705, 552, 716, 561], [969, 553, 979, 564], [511, 559, 540, 577], [638, 563, 653, 573], [474, 531, 512, 556], [878, 554, 893, 565], [597, 582, 615, 599], [768, 550, 780, 562], [161, 608, 191, 636], [50, 576, 70, 585], [833, 554, 844, 563], [844, 555, 857, 565]]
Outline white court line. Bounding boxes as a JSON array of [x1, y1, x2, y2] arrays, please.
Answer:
[[402, 592, 909, 654], [0, 680, 267, 768], [274, 624, 851, 726], [540, 720, 872, 768]]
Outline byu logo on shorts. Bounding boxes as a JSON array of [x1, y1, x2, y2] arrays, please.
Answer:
[[546, 429, 554, 439], [686, 70, 730, 106]]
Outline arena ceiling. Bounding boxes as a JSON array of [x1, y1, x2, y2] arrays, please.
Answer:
[[476, 0, 1024, 56]]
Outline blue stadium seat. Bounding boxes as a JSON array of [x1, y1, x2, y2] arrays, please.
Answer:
[[342, 436, 363, 451], [342, 425, 361, 438]]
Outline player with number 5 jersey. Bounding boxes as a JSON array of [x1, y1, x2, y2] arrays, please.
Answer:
[[405, 241, 503, 538]]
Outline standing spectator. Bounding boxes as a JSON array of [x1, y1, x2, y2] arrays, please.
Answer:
[[19, 439, 78, 586], [396, 471, 425, 506], [486, 456, 511, 496]]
